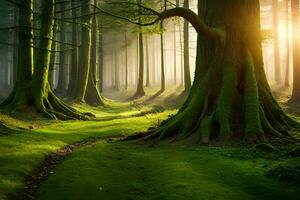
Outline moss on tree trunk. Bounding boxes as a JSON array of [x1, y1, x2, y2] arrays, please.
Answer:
[[1, 0, 92, 120], [141, 0, 299, 143]]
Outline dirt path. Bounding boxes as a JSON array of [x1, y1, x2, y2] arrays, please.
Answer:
[[15, 135, 124, 200]]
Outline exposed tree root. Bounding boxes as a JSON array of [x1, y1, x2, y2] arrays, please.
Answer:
[[0, 85, 95, 121], [128, 47, 300, 144]]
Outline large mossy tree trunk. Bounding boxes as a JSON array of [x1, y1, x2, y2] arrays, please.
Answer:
[[1, 0, 90, 120], [142, 0, 298, 143]]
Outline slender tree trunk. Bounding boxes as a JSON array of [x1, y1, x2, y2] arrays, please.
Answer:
[[160, 22, 166, 92], [54, 3, 67, 95], [284, 0, 290, 87], [131, 0, 145, 98], [85, 14, 104, 106], [13, 6, 18, 84], [273, 0, 281, 84], [183, 0, 191, 92], [73, 0, 92, 102], [49, 21, 57, 89], [146, 36, 150, 87], [98, 16, 104, 92], [291, 0, 300, 101], [114, 50, 120, 91], [139, 0, 297, 143], [125, 31, 129, 90], [173, 25, 177, 85], [66, 0, 79, 98]]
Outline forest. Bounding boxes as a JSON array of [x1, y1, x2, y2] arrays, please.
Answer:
[[0, 0, 300, 199]]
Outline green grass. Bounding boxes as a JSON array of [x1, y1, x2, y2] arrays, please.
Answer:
[[0, 110, 174, 200], [1, 88, 300, 200], [36, 141, 300, 200]]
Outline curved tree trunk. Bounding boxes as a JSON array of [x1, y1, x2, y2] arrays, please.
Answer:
[[141, 0, 298, 143]]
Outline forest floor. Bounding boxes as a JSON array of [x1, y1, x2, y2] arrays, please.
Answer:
[[0, 86, 300, 200]]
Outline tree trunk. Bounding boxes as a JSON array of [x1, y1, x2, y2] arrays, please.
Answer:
[[146, 36, 150, 87], [183, 0, 191, 92], [124, 31, 129, 90], [49, 21, 57, 89], [66, 0, 79, 98], [290, 0, 300, 101], [131, 0, 145, 99], [273, 0, 282, 84], [160, 21, 166, 92], [98, 17, 104, 92], [55, 3, 67, 95], [73, 0, 92, 102], [141, 0, 298, 143], [173, 25, 177, 85], [114, 50, 120, 91], [1, 0, 91, 120], [85, 15, 104, 106], [284, 0, 290, 87]]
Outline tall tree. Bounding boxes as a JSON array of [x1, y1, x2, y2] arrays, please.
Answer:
[[159, 0, 167, 92], [273, 0, 281, 84], [1, 0, 89, 120], [54, 3, 67, 95], [131, 0, 145, 99], [146, 36, 150, 87], [183, 0, 191, 92], [85, 14, 104, 106], [284, 0, 290, 87], [290, 0, 300, 101], [137, 0, 298, 143], [66, 0, 79, 98]]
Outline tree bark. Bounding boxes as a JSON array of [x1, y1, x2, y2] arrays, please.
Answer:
[[85, 14, 104, 106], [66, 0, 79, 98], [290, 0, 300, 101], [160, 21, 165, 92], [73, 0, 92, 102], [124, 31, 129, 90], [140, 0, 298, 143], [273, 0, 282, 84], [54, 3, 67, 95], [1, 0, 91, 120], [183, 0, 191, 92], [131, 0, 145, 99], [284, 0, 290, 87]]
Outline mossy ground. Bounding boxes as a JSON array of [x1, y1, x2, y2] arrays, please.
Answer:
[[36, 142, 300, 200], [0, 87, 299, 200]]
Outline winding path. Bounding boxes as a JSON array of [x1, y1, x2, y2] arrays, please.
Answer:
[[16, 135, 124, 200]]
